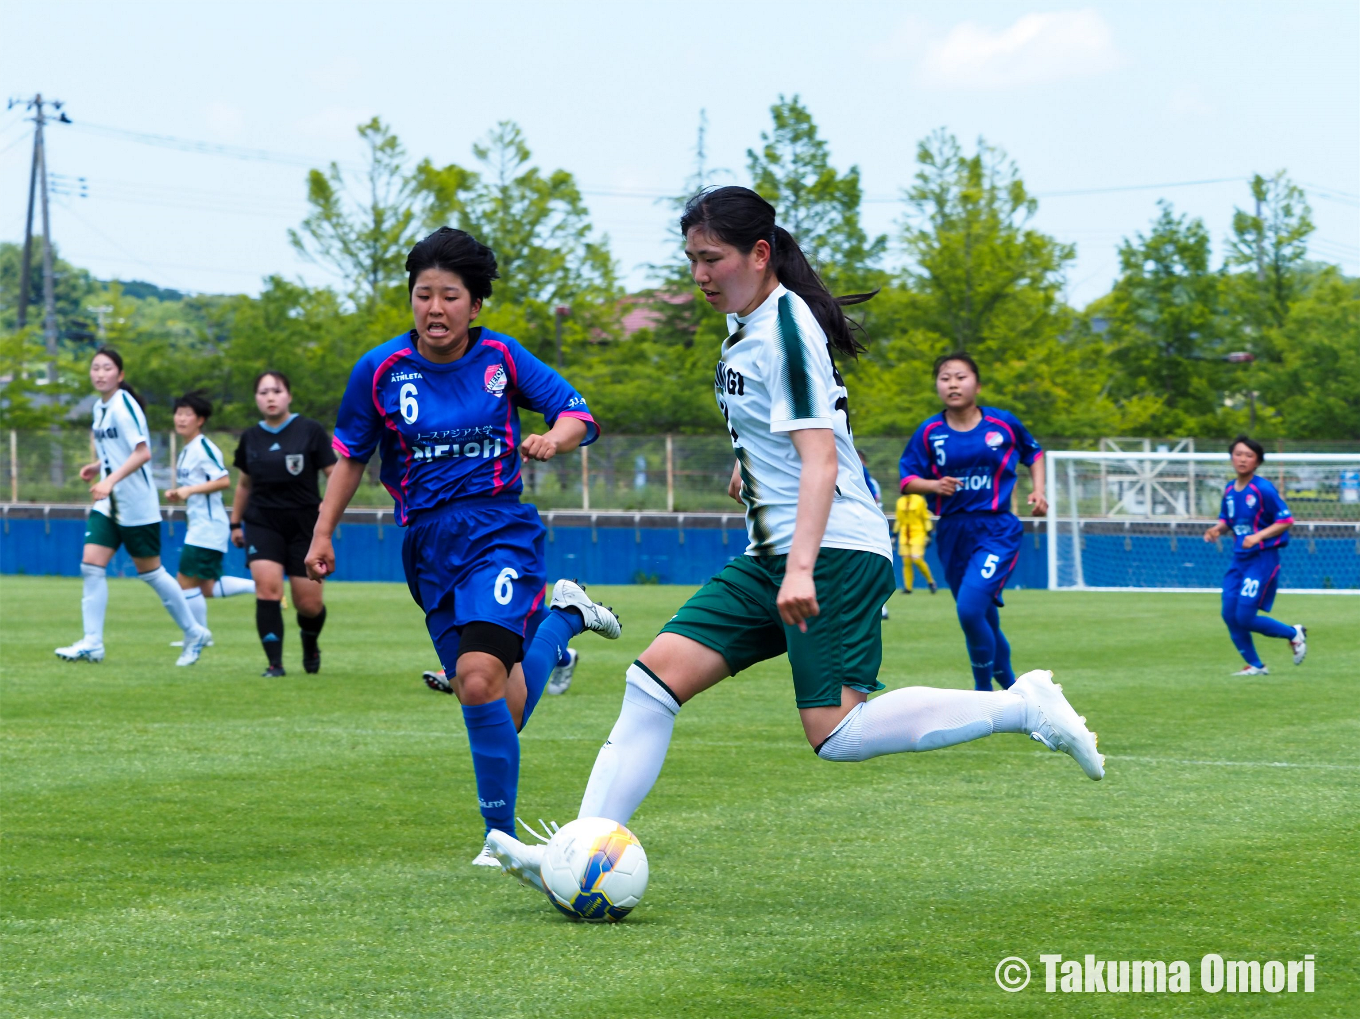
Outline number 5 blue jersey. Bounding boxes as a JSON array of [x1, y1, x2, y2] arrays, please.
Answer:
[[332, 328, 598, 524], [898, 408, 1042, 517], [1219, 475, 1292, 556]]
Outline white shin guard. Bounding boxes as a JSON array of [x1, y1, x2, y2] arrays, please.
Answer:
[[183, 587, 208, 628], [578, 663, 680, 825], [80, 562, 108, 643], [138, 566, 199, 634], [816, 687, 1028, 762]]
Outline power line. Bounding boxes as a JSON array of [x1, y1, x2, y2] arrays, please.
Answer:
[[66, 120, 360, 170]]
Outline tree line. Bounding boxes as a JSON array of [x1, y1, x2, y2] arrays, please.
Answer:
[[1, 98, 1355, 440]]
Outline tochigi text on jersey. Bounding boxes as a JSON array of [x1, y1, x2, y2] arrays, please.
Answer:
[[411, 427, 505, 462]]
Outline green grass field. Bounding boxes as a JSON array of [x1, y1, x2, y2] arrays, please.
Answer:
[[3, 576, 1357, 1017]]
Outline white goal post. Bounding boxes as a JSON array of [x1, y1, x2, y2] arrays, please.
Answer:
[[1044, 451, 1360, 593]]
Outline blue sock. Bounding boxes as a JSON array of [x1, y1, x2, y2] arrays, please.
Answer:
[[1223, 596, 1264, 668], [986, 603, 1015, 689], [460, 699, 519, 837], [1248, 614, 1296, 640], [518, 608, 584, 729], [955, 584, 996, 691]]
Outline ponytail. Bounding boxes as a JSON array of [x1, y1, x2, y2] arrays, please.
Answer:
[[680, 186, 875, 358], [92, 346, 146, 411]]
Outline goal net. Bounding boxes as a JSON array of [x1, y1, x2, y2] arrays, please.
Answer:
[[1046, 451, 1360, 592]]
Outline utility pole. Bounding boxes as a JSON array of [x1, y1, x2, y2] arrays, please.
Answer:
[[15, 98, 41, 330]]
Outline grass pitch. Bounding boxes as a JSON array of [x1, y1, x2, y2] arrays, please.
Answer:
[[2, 576, 1357, 1017]]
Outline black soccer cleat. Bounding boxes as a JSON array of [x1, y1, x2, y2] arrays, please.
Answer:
[[423, 668, 453, 694], [262, 664, 287, 678], [303, 652, 321, 675]]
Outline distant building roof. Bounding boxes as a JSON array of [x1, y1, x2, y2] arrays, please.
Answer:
[[620, 290, 692, 337]]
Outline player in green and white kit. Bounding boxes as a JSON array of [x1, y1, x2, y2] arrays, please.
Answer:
[[488, 188, 1105, 888], [165, 391, 254, 638], [55, 348, 211, 666]]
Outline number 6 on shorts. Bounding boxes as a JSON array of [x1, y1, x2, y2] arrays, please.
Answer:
[[980, 553, 1000, 579], [494, 566, 519, 605]]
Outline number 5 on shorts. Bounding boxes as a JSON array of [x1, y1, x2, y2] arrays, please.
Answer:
[[494, 567, 520, 605], [980, 553, 1000, 579]]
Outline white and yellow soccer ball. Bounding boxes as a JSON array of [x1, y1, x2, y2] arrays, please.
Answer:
[[540, 817, 649, 922]]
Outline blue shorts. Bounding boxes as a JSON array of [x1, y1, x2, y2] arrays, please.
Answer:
[[1222, 549, 1282, 615], [401, 496, 548, 673], [934, 512, 1023, 606]]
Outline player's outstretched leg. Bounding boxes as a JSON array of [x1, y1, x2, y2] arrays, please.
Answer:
[[815, 670, 1104, 780], [135, 565, 210, 665], [212, 576, 256, 598]]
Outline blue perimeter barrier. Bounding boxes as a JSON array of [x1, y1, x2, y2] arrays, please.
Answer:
[[0, 508, 1051, 591]]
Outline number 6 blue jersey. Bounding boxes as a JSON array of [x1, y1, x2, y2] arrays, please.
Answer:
[[898, 408, 1042, 517], [332, 328, 598, 524]]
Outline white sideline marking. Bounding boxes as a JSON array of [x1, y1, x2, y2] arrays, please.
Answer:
[[1108, 754, 1360, 772]]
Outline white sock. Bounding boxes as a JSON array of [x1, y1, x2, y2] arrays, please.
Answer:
[[213, 576, 255, 598], [578, 662, 680, 825], [139, 566, 200, 635], [816, 687, 1027, 762], [81, 562, 107, 644], [183, 587, 208, 628]]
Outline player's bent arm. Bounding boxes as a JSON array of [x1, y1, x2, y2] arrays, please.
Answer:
[[728, 460, 743, 504], [230, 472, 251, 546], [305, 457, 367, 580], [1026, 456, 1048, 515], [780, 428, 837, 631], [166, 475, 231, 501], [1203, 520, 1229, 542], [904, 475, 960, 497], [89, 441, 151, 499], [520, 416, 588, 462], [79, 460, 101, 482], [1244, 518, 1293, 548]]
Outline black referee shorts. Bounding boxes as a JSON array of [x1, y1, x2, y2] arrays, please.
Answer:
[[244, 508, 319, 578]]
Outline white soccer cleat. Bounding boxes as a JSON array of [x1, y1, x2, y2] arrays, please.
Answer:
[[1289, 625, 1307, 666], [470, 845, 502, 868], [55, 637, 104, 663], [1013, 669, 1105, 781], [485, 828, 547, 892], [170, 637, 214, 648], [546, 648, 579, 696], [881, 605, 889, 620], [550, 579, 621, 640], [175, 627, 212, 667], [1230, 665, 1270, 676]]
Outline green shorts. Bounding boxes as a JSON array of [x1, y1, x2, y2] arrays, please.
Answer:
[[660, 547, 896, 709], [178, 544, 224, 580], [85, 511, 161, 559]]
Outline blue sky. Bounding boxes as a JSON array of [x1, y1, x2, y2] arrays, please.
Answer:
[[3, 0, 1356, 307]]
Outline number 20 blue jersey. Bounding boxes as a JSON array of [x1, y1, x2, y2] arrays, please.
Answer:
[[898, 408, 1042, 517], [332, 328, 598, 524]]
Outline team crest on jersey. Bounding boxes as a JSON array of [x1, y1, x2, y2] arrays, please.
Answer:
[[484, 364, 508, 397], [1246, 494, 1257, 508], [985, 431, 1004, 447], [285, 454, 304, 476]]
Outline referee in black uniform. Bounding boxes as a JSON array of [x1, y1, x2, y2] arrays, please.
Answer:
[[230, 370, 337, 676]]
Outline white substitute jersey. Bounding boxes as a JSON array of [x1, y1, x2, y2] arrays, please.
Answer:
[[717, 284, 891, 560], [92, 390, 161, 527], [176, 434, 230, 552]]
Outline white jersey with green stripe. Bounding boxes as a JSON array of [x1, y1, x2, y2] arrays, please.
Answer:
[[717, 284, 891, 560], [176, 434, 231, 552], [91, 390, 162, 527]]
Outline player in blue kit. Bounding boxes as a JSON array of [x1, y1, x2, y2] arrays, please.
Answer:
[[1203, 435, 1307, 675], [304, 228, 620, 863], [900, 353, 1046, 691]]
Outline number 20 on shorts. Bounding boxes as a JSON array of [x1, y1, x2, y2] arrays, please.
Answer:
[[1241, 577, 1260, 598]]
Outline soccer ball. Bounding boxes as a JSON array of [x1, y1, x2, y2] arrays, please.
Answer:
[[540, 817, 649, 922]]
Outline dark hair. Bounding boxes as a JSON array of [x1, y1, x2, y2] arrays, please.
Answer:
[[932, 351, 981, 384], [253, 370, 291, 394], [91, 346, 146, 410], [679, 186, 875, 358], [173, 389, 213, 420], [1229, 434, 1265, 465], [405, 227, 499, 301]]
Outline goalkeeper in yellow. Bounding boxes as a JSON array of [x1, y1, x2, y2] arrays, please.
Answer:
[[894, 493, 937, 594]]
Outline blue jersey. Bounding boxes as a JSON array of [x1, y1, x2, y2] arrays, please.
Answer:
[[1219, 475, 1292, 556], [333, 328, 598, 524], [899, 408, 1042, 517]]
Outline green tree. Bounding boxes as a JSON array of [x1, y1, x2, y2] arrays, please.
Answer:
[[900, 131, 1074, 353], [1101, 201, 1232, 435], [0, 241, 98, 343], [1226, 172, 1314, 331], [290, 118, 419, 307], [746, 95, 886, 294]]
